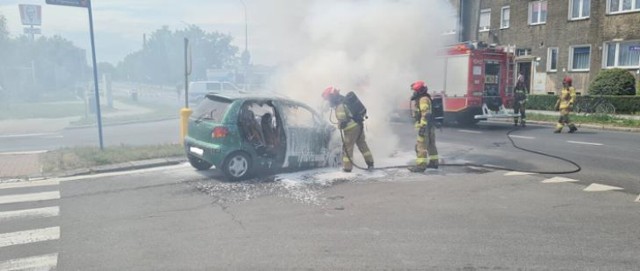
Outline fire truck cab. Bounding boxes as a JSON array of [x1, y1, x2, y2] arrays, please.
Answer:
[[428, 42, 519, 125]]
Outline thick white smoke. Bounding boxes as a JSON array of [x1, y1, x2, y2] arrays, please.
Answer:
[[252, 0, 456, 162]]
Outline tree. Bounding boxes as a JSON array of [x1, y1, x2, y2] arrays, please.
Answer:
[[115, 25, 239, 84], [589, 68, 636, 95]]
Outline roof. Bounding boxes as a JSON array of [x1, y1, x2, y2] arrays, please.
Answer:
[[206, 91, 301, 104]]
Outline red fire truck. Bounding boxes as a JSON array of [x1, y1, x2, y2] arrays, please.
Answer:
[[396, 42, 518, 125]]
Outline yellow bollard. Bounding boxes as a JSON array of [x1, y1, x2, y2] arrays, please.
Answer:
[[180, 107, 193, 145]]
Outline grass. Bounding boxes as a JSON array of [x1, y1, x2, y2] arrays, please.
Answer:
[[0, 101, 85, 120], [527, 113, 640, 127], [69, 99, 178, 126], [41, 144, 184, 173]]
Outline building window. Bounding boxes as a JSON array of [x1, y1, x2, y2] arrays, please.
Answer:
[[570, 45, 591, 71], [501, 6, 510, 29], [529, 1, 548, 25], [570, 0, 591, 19], [604, 41, 640, 68], [516, 48, 531, 56], [547, 47, 559, 72], [479, 9, 491, 32], [608, 0, 640, 14]]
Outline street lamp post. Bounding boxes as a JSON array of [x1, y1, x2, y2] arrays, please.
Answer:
[[238, 0, 250, 90]]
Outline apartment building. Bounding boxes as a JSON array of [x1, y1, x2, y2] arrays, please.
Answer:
[[460, 0, 640, 94]]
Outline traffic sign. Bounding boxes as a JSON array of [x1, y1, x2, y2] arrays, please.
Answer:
[[45, 0, 89, 8], [23, 27, 41, 35], [19, 4, 42, 26]]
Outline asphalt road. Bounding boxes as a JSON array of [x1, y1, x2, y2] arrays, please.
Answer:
[[1, 164, 638, 270], [2, 119, 639, 194]]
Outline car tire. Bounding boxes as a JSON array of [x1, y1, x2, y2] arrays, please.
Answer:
[[222, 152, 252, 181], [188, 154, 213, 171]]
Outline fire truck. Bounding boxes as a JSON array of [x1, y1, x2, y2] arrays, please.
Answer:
[[398, 42, 519, 125]]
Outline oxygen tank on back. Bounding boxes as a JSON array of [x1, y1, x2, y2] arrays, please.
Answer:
[[344, 91, 367, 123]]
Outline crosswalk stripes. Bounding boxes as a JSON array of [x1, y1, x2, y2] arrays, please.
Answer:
[[0, 179, 61, 270]]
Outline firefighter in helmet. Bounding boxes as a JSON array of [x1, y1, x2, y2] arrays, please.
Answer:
[[554, 76, 578, 133], [409, 80, 439, 172], [322, 86, 374, 172], [513, 72, 527, 127]]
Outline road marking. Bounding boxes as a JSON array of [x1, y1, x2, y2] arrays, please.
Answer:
[[542, 177, 579, 183], [0, 191, 60, 205], [0, 180, 59, 190], [0, 253, 58, 271], [567, 140, 603, 146], [0, 207, 59, 222], [0, 227, 60, 248], [635, 194, 640, 203], [583, 183, 624, 192], [504, 171, 535, 176], [0, 133, 57, 139], [0, 150, 48, 156], [55, 163, 189, 183], [457, 129, 483, 134], [509, 135, 535, 139]]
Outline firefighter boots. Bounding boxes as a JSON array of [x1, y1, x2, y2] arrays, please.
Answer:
[[366, 161, 374, 170], [426, 160, 439, 169], [408, 166, 425, 173], [568, 125, 578, 133]]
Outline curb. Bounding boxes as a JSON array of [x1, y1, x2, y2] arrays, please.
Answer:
[[65, 117, 179, 130], [3, 156, 187, 181]]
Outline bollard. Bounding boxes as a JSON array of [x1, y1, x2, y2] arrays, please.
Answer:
[[180, 107, 193, 145]]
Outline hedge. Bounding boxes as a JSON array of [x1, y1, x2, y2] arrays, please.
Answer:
[[526, 95, 640, 115]]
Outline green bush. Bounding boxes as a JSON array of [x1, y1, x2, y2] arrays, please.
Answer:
[[589, 68, 636, 95], [526, 95, 640, 114]]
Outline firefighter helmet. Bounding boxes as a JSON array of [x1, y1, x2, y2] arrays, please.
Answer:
[[322, 86, 339, 100], [411, 80, 427, 92], [563, 76, 572, 85]]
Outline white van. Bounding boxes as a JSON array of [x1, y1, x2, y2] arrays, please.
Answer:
[[188, 81, 240, 104]]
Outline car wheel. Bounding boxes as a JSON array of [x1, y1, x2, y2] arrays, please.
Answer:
[[222, 152, 252, 181], [188, 154, 213, 171]]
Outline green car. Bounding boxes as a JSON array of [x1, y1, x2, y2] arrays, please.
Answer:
[[184, 92, 341, 180]]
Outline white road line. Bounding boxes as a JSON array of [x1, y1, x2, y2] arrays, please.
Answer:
[[457, 129, 483, 134], [504, 171, 535, 176], [0, 227, 60, 248], [509, 135, 535, 140], [0, 191, 60, 205], [55, 163, 189, 183], [583, 183, 624, 192], [0, 207, 59, 222], [0, 180, 59, 190], [567, 140, 603, 146], [635, 194, 640, 203], [0, 150, 48, 156], [0, 253, 58, 271], [542, 177, 579, 183], [0, 133, 56, 139]]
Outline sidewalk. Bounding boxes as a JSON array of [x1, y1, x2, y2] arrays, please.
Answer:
[[528, 110, 640, 120], [0, 152, 42, 179]]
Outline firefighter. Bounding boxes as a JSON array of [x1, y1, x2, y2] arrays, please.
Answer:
[[554, 76, 578, 133], [408, 80, 439, 172], [322, 86, 374, 172], [514, 72, 527, 127]]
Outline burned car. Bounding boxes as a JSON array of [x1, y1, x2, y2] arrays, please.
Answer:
[[184, 93, 340, 180]]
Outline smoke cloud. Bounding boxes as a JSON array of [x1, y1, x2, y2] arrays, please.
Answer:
[[252, 0, 456, 162]]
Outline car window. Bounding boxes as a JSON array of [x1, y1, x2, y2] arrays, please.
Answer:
[[282, 104, 315, 128], [192, 97, 231, 122], [222, 83, 238, 91], [206, 82, 221, 91]]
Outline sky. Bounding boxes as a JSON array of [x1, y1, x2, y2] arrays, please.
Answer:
[[0, 0, 252, 64]]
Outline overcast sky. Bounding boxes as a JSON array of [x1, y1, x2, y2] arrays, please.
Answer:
[[0, 0, 253, 64]]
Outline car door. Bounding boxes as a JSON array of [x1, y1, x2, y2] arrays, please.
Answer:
[[276, 101, 328, 168]]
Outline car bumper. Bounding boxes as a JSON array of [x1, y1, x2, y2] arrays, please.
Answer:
[[184, 137, 225, 167]]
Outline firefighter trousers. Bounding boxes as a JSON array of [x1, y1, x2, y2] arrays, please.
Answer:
[[555, 109, 577, 132], [342, 124, 373, 171], [513, 102, 526, 125], [416, 125, 438, 169]]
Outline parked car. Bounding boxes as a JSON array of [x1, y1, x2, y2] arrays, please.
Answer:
[[184, 92, 341, 180], [187, 81, 240, 105]]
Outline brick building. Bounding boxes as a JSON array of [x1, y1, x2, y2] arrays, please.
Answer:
[[457, 0, 640, 94]]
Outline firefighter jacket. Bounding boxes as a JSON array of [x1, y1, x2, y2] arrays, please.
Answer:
[[413, 95, 432, 128], [335, 103, 359, 131], [555, 87, 576, 110], [514, 85, 527, 104]]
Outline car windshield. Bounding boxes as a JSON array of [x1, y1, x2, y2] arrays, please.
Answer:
[[192, 97, 231, 123]]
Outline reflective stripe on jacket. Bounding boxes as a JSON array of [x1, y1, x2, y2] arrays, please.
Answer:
[[335, 103, 358, 131]]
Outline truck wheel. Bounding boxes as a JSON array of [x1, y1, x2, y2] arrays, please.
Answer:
[[222, 152, 252, 181], [188, 154, 213, 171], [457, 115, 480, 126]]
